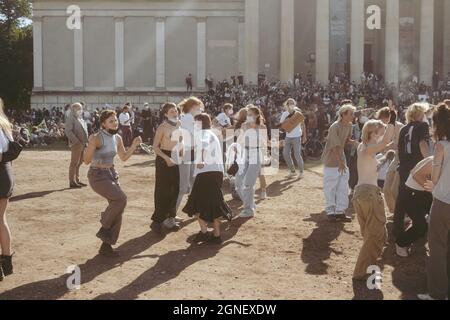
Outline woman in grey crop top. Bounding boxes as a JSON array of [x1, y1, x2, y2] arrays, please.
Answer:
[[84, 110, 142, 257]]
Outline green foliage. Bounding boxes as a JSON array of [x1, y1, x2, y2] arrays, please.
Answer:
[[0, 0, 33, 110]]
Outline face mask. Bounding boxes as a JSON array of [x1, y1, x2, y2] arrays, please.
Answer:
[[359, 116, 369, 125], [192, 109, 202, 117], [107, 128, 119, 135], [167, 116, 179, 125], [194, 121, 203, 131], [246, 116, 256, 124]]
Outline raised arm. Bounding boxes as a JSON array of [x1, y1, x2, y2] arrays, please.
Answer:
[[365, 124, 395, 156], [117, 134, 142, 162]]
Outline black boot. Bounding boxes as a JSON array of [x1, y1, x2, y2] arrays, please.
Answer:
[[1, 255, 13, 276], [0, 258, 4, 281], [98, 242, 119, 258]]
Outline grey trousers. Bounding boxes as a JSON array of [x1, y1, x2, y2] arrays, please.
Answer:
[[235, 153, 262, 212], [427, 198, 450, 299], [176, 150, 196, 211], [283, 137, 304, 173], [69, 143, 84, 183], [88, 167, 127, 245]]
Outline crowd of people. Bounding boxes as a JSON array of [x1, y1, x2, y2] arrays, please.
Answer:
[[1, 71, 450, 299]]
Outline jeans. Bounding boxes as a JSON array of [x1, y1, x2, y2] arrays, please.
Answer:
[[235, 152, 261, 212], [323, 166, 350, 214], [283, 137, 304, 173], [88, 167, 127, 245], [176, 149, 196, 211]]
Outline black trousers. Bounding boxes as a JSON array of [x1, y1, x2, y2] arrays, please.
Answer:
[[152, 151, 180, 224], [395, 186, 433, 247], [392, 170, 410, 239]]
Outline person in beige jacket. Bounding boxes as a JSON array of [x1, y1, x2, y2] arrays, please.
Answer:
[[65, 103, 88, 188]]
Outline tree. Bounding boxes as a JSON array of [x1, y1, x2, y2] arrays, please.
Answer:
[[0, 0, 33, 110]]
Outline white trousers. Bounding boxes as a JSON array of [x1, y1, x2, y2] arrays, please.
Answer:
[[323, 166, 350, 214]]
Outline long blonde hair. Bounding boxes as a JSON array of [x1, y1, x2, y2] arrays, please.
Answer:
[[0, 97, 12, 136]]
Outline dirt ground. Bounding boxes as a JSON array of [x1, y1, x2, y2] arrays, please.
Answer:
[[0, 150, 429, 300]]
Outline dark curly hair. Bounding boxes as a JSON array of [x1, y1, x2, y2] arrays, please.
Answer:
[[432, 103, 450, 141]]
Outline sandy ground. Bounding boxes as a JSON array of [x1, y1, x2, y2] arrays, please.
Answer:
[[0, 150, 429, 300]]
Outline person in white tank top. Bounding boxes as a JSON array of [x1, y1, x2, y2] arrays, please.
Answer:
[[419, 103, 450, 300], [395, 157, 434, 257]]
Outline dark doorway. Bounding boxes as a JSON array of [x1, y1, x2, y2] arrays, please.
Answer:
[[364, 43, 373, 73]]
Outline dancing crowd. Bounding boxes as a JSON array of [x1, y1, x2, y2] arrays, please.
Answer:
[[1, 75, 450, 299]]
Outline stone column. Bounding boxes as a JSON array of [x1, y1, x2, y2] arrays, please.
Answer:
[[74, 16, 84, 89], [350, 0, 364, 83], [238, 17, 245, 75], [33, 17, 43, 90], [443, 0, 450, 76], [315, 0, 330, 84], [245, 0, 259, 85], [197, 18, 207, 89], [156, 17, 166, 89], [280, 0, 295, 83], [114, 17, 125, 89], [419, 0, 434, 85], [385, 0, 400, 85]]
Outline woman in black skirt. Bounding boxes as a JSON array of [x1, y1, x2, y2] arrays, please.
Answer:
[[183, 113, 232, 244], [0, 97, 14, 281]]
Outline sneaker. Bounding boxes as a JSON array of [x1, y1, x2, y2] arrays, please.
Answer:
[[325, 206, 336, 216], [297, 172, 304, 179], [260, 190, 267, 199], [335, 211, 351, 222], [417, 293, 436, 300], [174, 216, 184, 223], [287, 171, 297, 179], [194, 231, 211, 243], [395, 244, 409, 257], [208, 235, 223, 245], [239, 209, 255, 218], [163, 218, 180, 231], [76, 181, 88, 187], [99, 243, 119, 258], [163, 218, 175, 229], [69, 182, 82, 189]]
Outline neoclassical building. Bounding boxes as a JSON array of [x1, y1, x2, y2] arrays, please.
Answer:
[[31, 0, 450, 109]]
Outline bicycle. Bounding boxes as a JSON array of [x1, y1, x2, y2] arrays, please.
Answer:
[[302, 132, 324, 161]]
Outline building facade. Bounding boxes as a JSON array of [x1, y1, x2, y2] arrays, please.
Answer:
[[32, 0, 450, 109]]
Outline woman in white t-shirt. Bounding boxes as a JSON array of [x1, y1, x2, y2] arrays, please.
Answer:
[[0, 97, 14, 281], [176, 97, 204, 224], [183, 113, 232, 245]]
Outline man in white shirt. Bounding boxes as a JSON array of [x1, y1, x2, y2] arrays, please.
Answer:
[[119, 105, 132, 148], [280, 99, 305, 179], [215, 104, 233, 129]]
